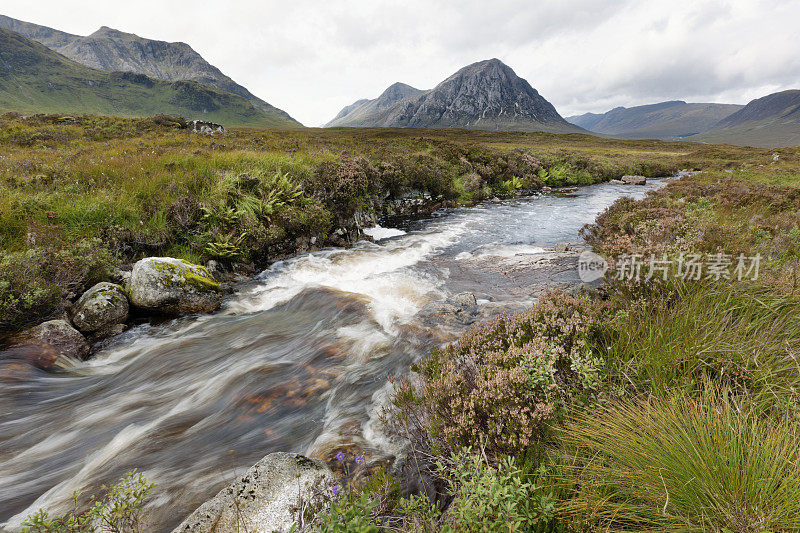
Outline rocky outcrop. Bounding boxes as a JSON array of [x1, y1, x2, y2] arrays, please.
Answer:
[[188, 120, 225, 134], [70, 282, 129, 333], [18, 319, 89, 361], [172, 452, 334, 533], [128, 257, 222, 314]]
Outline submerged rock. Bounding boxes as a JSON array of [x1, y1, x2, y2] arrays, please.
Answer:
[[128, 257, 222, 314], [621, 175, 647, 185], [17, 319, 89, 361], [172, 452, 334, 533], [71, 282, 129, 333]]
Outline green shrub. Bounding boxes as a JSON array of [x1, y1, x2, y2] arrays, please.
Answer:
[[22, 471, 155, 533], [560, 389, 800, 532], [442, 450, 561, 533], [390, 293, 604, 460]]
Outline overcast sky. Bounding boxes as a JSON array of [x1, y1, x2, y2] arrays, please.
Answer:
[[3, 0, 799, 126]]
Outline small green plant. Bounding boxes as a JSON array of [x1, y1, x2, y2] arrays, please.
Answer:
[[204, 232, 248, 260], [311, 491, 381, 533], [22, 471, 156, 533], [500, 175, 524, 192]]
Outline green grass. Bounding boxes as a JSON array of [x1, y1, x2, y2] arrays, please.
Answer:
[[601, 281, 800, 412], [560, 389, 800, 532]]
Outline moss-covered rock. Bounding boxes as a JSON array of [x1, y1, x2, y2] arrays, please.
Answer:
[[128, 257, 222, 314], [71, 282, 129, 333]]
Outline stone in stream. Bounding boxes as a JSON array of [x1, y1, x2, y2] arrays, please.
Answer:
[[71, 282, 129, 333], [621, 175, 647, 185], [13, 319, 89, 363], [418, 292, 479, 327], [172, 452, 334, 533], [128, 257, 222, 314]]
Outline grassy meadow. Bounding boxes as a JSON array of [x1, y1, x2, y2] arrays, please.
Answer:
[[5, 111, 800, 532]]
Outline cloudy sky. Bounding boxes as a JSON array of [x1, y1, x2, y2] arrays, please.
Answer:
[[3, 0, 799, 126]]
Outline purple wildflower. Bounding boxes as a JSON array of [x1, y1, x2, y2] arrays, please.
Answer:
[[355, 455, 364, 465], [335, 451, 345, 461], [331, 484, 341, 496]]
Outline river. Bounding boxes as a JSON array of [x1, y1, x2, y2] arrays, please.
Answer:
[[0, 179, 666, 531]]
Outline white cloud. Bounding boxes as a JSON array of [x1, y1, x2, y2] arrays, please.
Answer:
[[2, 0, 799, 125]]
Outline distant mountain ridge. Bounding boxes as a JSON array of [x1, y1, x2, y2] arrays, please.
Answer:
[[327, 59, 584, 133], [566, 100, 743, 139], [0, 27, 295, 127], [691, 90, 800, 148], [0, 14, 299, 125]]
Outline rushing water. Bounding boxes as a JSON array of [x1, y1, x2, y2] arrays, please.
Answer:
[[0, 179, 666, 530]]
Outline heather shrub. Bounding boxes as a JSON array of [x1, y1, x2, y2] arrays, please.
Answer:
[[560, 389, 800, 532], [0, 238, 119, 331], [390, 293, 604, 460], [306, 156, 380, 217], [397, 154, 459, 200]]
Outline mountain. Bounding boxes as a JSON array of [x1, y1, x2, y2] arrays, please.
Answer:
[[0, 28, 296, 127], [566, 101, 743, 139], [0, 14, 299, 125], [326, 82, 424, 127], [691, 90, 800, 148], [326, 59, 583, 133]]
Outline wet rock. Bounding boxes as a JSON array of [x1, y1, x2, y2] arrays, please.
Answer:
[[16, 319, 89, 361], [419, 292, 479, 327], [0, 343, 77, 371], [128, 257, 222, 314], [172, 452, 334, 533], [447, 292, 477, 309], [621, 175, 647, 185], [554, 242, 569, 253], [609, 179, 625, 184], [71, 282, 129, 333]]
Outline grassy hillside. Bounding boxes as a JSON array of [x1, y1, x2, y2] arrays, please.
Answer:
[[567, 101, 743, 139], [692, 90, 800, 147], [0, 15, 300, 125], [0, 28, 297, 128]]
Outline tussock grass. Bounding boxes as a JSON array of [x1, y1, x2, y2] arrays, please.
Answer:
[[603, 281, 800, 412], [560, 389, 800, 532]]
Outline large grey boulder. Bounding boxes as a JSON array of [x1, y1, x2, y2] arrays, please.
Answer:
[[172, 452, 334, 533], [71, 282, 129, 333], [128, 257, 222, 314], [621, 175, 647, 185], [20, 319, 89, 361]]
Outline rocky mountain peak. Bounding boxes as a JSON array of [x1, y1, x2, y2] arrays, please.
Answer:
[[326, 58, 581, 133]]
